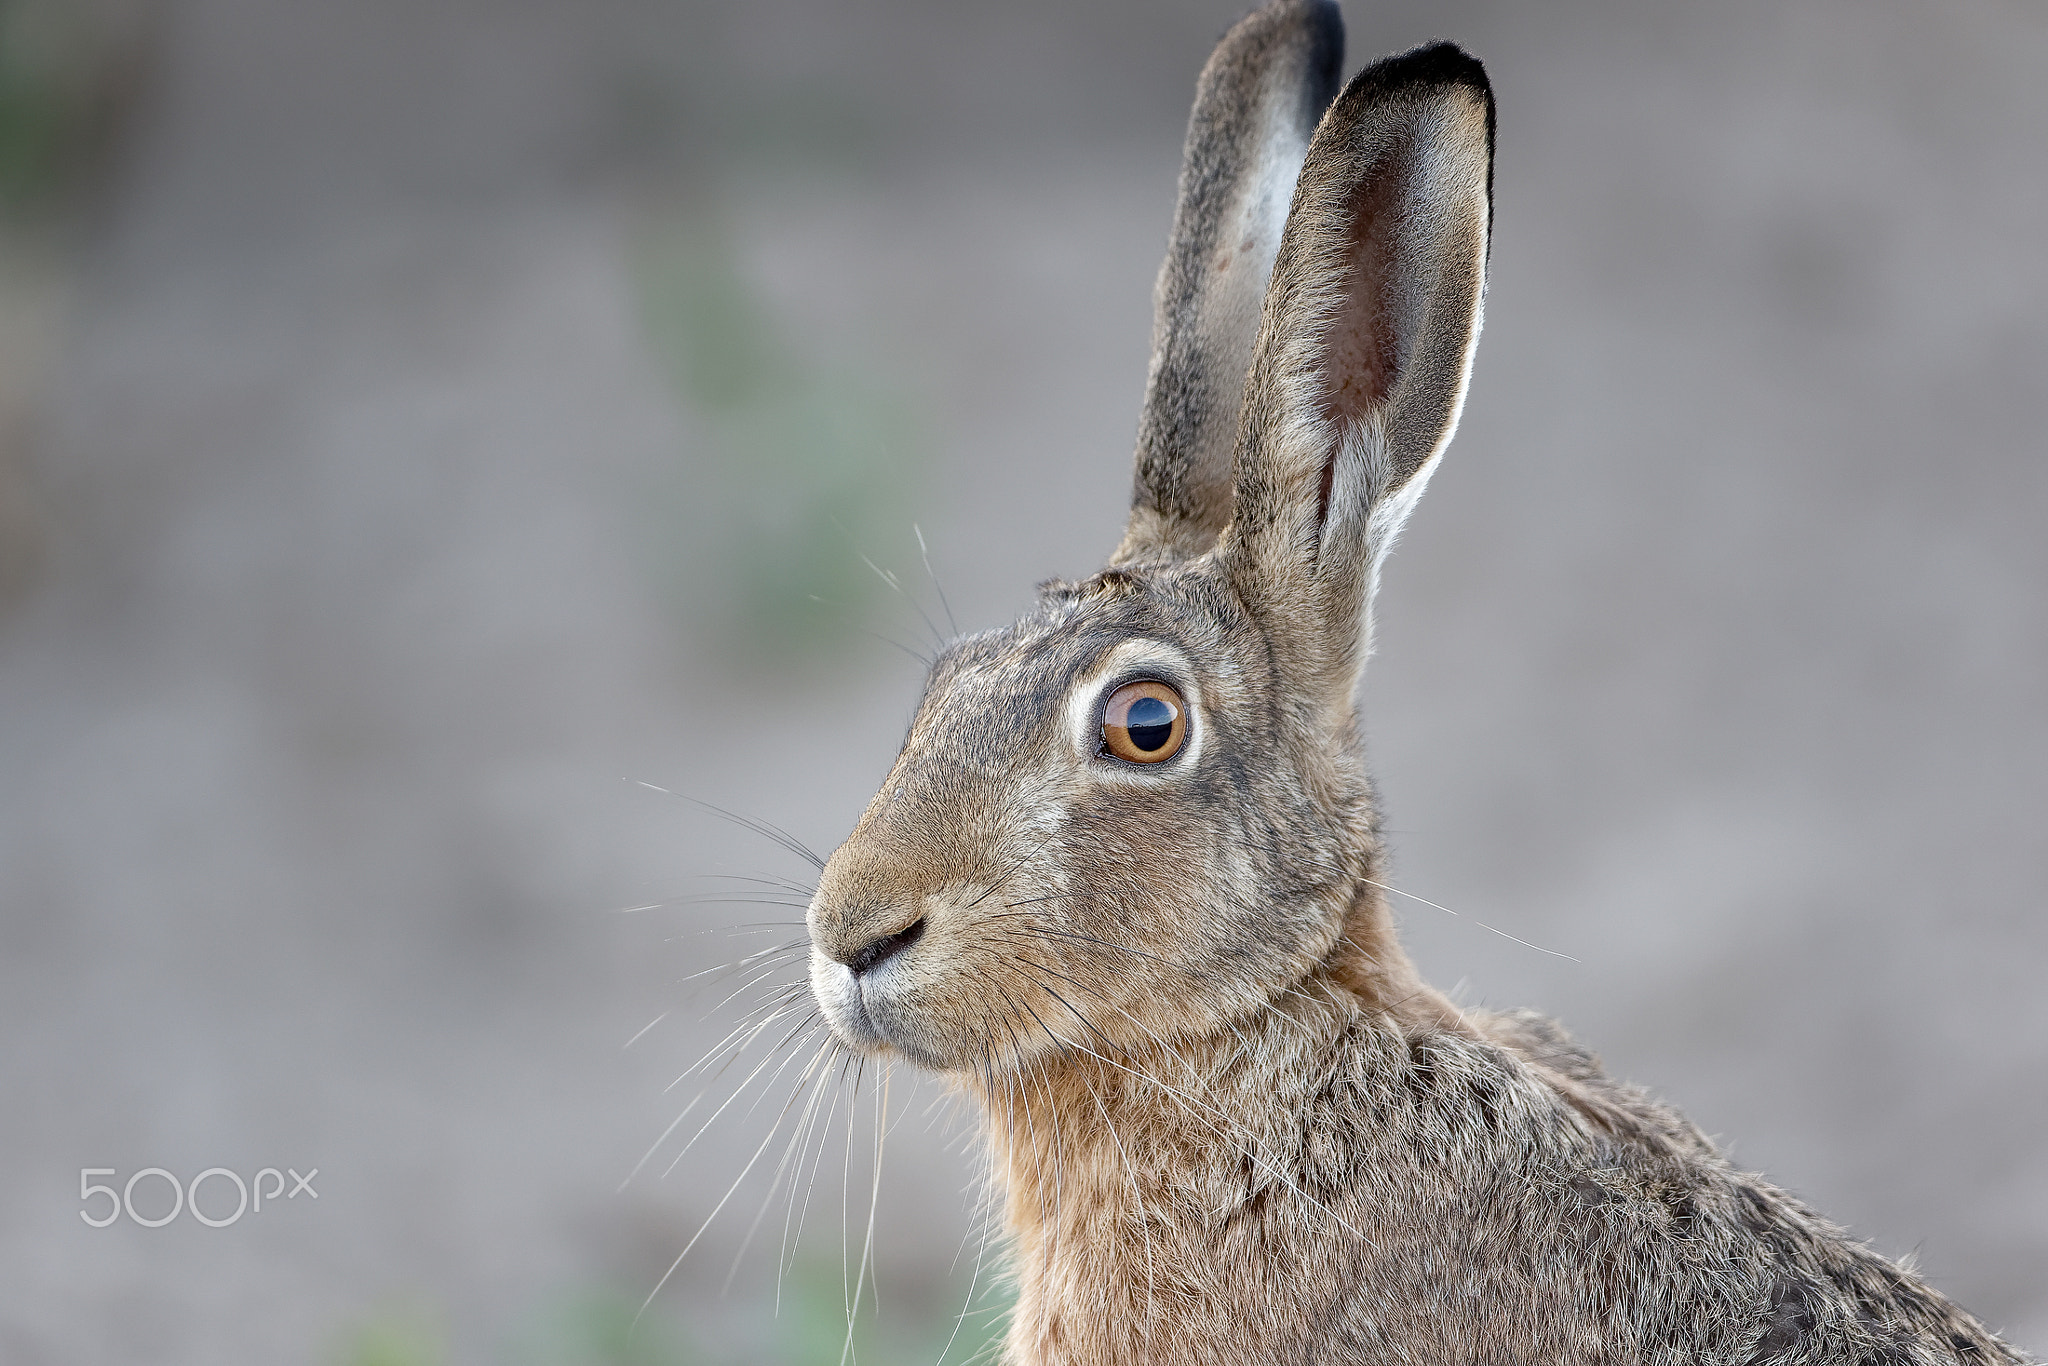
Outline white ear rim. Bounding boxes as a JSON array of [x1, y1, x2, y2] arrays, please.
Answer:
[[1209, 44, 1493, 709]]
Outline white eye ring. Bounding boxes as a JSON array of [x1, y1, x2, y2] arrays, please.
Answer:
[[1064, 640, 1203, 777]]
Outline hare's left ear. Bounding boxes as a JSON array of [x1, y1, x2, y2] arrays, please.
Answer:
[[1218, 43, 1493, 713], [1113, 0, 1344, 567]]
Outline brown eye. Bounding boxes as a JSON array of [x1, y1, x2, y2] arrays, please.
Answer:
[[1100, 680, 1187, 764]]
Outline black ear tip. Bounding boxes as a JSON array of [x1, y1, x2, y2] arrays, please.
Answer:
[[1355, 41, 1492, 105], [1340, 40, 1496, 173], [1301, 0, 1345, 98], [1247, 0, 1345, 72], [1304, 0, 1344, 51], [1298, 0, 1344, 34]]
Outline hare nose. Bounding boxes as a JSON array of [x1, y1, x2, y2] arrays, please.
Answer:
[[837, 917, 926, 976]]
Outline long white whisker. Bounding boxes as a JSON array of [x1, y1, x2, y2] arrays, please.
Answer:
[[706, 956, 809, 1015], [913, 522, 959, 638], [624, 1011, 670, 1050], [634, 1063, 824, 1328], [772, 1038, 841, 1311], [667, 995, 804, 1094], [699, 871, 820, 897], [670, 993, 803, 1088], [722, 1035, 834, 1296], [620, 1092, 708, 1194], [840, 1058, 865, 1331], [991, 986, 1051, 1237], [840, 1065, 891, 1366], [783, 1045, 854, 1294], [729, 1012, 831, 1129], [635, 781, 827, 871], [937, 1062, 1001, 1365], [1359, 875, 1579, 962], [675, 943, 807, 988], [661, 1018, 826, 1179], [1084, 1069, 1155, 1334]]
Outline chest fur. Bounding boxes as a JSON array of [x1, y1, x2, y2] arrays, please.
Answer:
[[985, 1016, 1691, 1365]]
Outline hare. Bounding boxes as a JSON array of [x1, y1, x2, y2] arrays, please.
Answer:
[[801, 2, 2026, 1362]]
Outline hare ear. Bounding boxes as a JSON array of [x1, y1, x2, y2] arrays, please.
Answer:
[[1112, 0, 1343, 567], [1218, 43, 1493, 712]]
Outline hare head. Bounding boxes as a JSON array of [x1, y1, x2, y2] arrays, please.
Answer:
[[807, 1, 1492, 1083]]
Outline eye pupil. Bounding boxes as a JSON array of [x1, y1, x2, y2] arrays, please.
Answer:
[[1124, 697, 1174, 751], [1099, 679, 1188, 765]]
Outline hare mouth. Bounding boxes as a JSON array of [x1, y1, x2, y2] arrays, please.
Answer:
[[812, 956, 951, 1070]]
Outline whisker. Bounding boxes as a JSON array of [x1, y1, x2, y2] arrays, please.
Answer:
[[913, 523, 958, 639], [772, 1037, 844, 1308], [696, 960, 807, 1020], [653, 894, 816, 911], [990, 915, 1197, 976], [990, 984, 1051, 1235], [1021, 1009, 1069, 1236], [721, 1036, 834, 1296], [676, 942, 808, 989], [623, 1011, 670, 1050], [936, 1185, 997, 1365], [783, 1044, 853, 1289], [1083, 1069, 1156, 1333], [998, 962, 1375, 1250], [660, 1013, 826, 1179], [854, 542, 947, 653], [729, 1014, 831, 1131], [635, 783, 828, 871], [1359, 875, 1580, 962], [635, 1066, 825, 1328], [839, 1057, 867, 1339], [620, 1091, 710, 1194], [1029, 999, 1374, 1247], [700, 872, 820, 897], [1008, 961, 1119, 1057], [987, 918, 1321, 1051], [999, 983, 1064, 1236], [652, 921, 803, 949], [965, 827, 1061, 910], [840, 1065, 891, 1366], [867, 628, 934, 669]]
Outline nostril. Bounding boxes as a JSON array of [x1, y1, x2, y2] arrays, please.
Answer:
[[840, 917, 926, 976]]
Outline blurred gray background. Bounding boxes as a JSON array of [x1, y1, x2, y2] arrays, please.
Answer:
[[1, 0, 2043, 1361]]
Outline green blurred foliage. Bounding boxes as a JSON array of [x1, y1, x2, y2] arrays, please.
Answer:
[[0, 0, 145, 597], [0, 0, 145, 221], [634, 210, 930, 670], [334, 1261, 1010, 1366], [757, 1255, 1011, 1366], [507, 1290, 693, 1366], [337, 1305, 444, 1366]]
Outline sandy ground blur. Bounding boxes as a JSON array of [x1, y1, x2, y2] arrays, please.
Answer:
[[2, 0, 2044, 1361]]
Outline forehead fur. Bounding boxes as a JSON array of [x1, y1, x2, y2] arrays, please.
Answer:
[[916, 564, 1253, 725]]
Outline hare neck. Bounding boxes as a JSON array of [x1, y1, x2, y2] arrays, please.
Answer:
[[1326, 882, 1461, 1024], [968, 907, 1467, 1364]]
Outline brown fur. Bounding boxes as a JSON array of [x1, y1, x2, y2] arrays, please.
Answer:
[[802, 4, 2026, 1362]]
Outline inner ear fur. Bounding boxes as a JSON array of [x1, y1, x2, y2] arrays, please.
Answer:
[[1220, 42, 1494, 703]]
